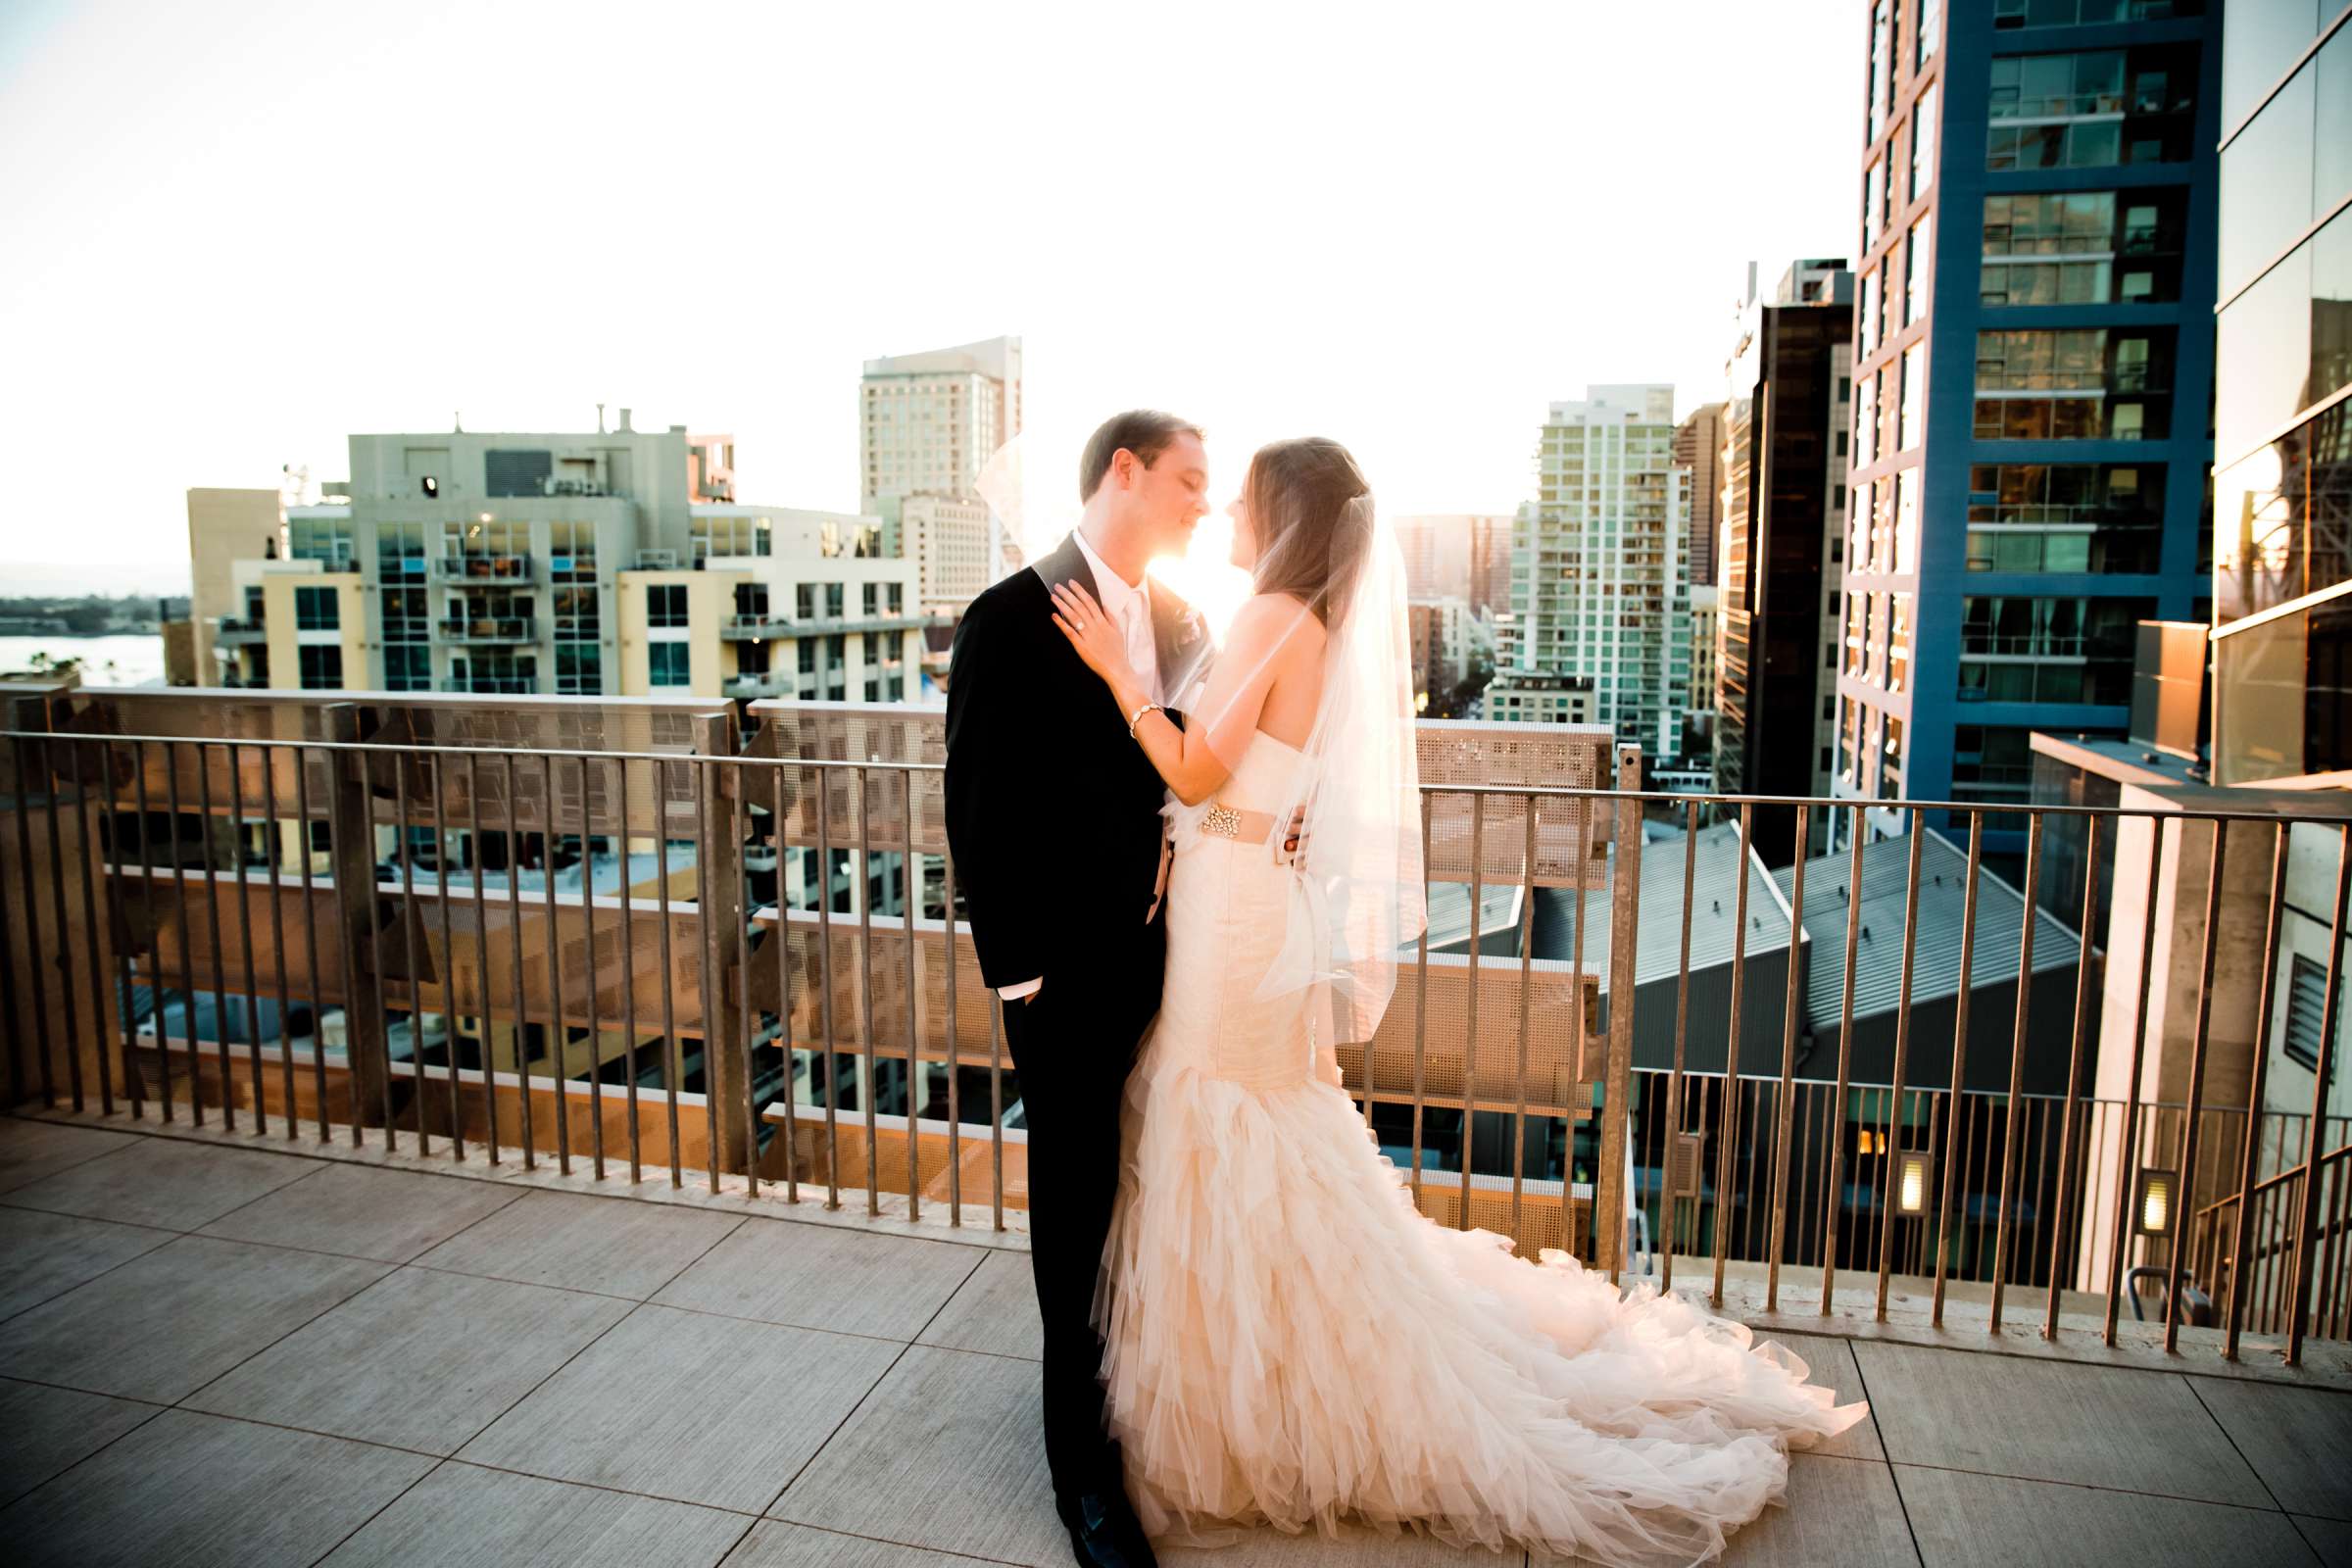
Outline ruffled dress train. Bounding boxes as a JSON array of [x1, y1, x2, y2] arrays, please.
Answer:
[[1096, 734, 1866, 1567]]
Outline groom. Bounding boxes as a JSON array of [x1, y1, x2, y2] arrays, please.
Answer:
[[944, 410, 1211, 1568]]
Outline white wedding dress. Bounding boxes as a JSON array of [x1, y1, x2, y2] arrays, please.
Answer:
[[1096, 730, 1867, 1567]]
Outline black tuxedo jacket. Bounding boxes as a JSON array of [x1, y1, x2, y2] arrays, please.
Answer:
[[944, 534, 1211, 991]]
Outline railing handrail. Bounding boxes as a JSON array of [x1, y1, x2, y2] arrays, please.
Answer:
[[2192, 1141, 2352, 1222], [8, 725, 2347, 828]]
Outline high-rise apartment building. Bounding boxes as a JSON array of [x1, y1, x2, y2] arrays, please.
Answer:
[[1717, 260, 1854, 862], [2211, 2, 2351, 788], [196, 416, 925, 702], [1394, 514, 1510, 614], [1673, 403, 1728, 587], [1490, 386, 1692, 758], [1840, 0, 2221, 821], [858, 335, 1021, 553]]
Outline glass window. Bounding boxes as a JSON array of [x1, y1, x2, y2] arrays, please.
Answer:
[[1899, 342, 1927, 451], [294, 586, 339, 631], [1868, 0, 1892, 142], [2319, 26, 2352, 220], [297, 646, 343, 690], [555, 644, 602, 695], [1917, 0, 1941, 67], [648, 643, 692, 688], [1854, 373, 1878, 468], [2214, 400, 2352, 623], [1894, 466, 1921, 572], [383, 646, 429, 692], [2215, 595, 2352, 785], [2219, 64, 2316, 298], [1905, 213, 1933, 324], [1859, 268, 1881, 358], [1865, 158, 1886, 247], [1909, 84, 1938, 201], [645, 583, 689, 628], [2217, 241, 2315, 465], [2222, 0, 2322, 132]]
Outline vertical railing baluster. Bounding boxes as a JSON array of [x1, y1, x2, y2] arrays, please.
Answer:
[[2285, 825, 2352, 1365], [0, 732, 25, 1108], [538, 755, 569, 1173], [2045, 814, 2104, 1339], [1821, 806, 1866, 1313], [393, 757, 426, 1157], [428, 752, 464, 1162], [1410, 791, 1433, 1206], [2159, 817, 2229, 1351], [260, 742, 293, 1133], [580, 754, 607, 1181], [856, 765, 879, 1216], [1508, 797, 1543, 1244], [74, 735, 117, 1117], [464, 755, 499, 1163], [1988, 812, 2043, 1333], [1600, 747, 1642, 1284], [13, 732, 60, 1108], [227, 742, 268, 1133], [654, 757, 681, 1187], [692, 751, 728, 1198], [940, 814, 958, 1224], [1461, 792, 1485, 1234], [1932, 811, 1984, 1326], [732, 758, 760, 1200], [2103, 817, 2171, 1345], [1766, 808, 1811, 1311], [193, 742, 234, 1130], [761, 755, 791, 1202], [128, 740, 170, 1122], [98, 739, 140, 1120], [813, 760, 841, 1210], [615, 756, 640, 1183], [989, 993, 1004, 1232], [904, 763, 923, 1222], [1713, 802, 1753, 1306], [39, 727, 86, 1111], [504, 754, 534, 1168], [1662, 801, 1698, 1292]]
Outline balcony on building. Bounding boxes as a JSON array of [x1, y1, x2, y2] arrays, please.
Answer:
[[432, 553, 538, 583], [212, 615, 269, 647], [434, 615, 538, 645]]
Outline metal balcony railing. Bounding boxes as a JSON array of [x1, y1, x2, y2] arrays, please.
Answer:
[[432, 555, 537, 582], [3, 689, 2349, 1367], [214, 617, 269, 645], [435, 616, 537, 644]]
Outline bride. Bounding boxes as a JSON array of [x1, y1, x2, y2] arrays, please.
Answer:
[[1045, 435, 1866, 1566]]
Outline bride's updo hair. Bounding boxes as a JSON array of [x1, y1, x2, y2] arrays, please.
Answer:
[[1245, 437, 1373, 628]]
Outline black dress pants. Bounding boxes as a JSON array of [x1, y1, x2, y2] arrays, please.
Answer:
[[1000, 925, 1164, 1503]]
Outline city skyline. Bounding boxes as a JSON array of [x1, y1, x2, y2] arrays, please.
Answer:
[[0, 0, 1854, 591]]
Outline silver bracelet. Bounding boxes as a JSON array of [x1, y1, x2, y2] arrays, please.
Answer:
[[1126, 701, 1163, 739]]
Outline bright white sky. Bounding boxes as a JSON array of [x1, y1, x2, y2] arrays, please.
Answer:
[[0, 0, 1855, 597]]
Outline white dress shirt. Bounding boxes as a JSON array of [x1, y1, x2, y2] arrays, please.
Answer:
[[1000, 532, 1162, 1003]]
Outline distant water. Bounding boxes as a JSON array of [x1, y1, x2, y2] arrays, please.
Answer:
[[0, 634, 168, 687]]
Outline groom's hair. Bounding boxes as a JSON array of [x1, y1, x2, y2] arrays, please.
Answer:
[[1079, 410, 1203, 502]]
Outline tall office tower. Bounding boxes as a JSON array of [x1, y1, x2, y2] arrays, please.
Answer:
[[858, 335, 1022, 551], [194, 415, 923, 701], [1673, 403, 1728, 587], [1489, 386, 1692, 758], [1716, 260, 1855, 863], [1839, 0, 2220, 822], [2211, 3, 2351, 788], [1393, 514, 1512, 614]]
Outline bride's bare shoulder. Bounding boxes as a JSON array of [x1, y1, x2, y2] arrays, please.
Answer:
[[1230, 592, 1328, 652]]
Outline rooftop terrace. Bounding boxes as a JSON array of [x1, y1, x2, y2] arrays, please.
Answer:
[[4, 686, 2352, 1565], [3, 1111, 2349, 1567]]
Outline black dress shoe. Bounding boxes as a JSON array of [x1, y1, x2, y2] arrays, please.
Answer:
[[1059, 1488, 1158, 1568]]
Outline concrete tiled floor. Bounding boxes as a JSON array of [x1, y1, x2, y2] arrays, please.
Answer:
[[7, 1111, 2352, 1568]]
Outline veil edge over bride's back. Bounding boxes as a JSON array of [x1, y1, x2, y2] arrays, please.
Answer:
[[1247, 482, 1428, 1048]]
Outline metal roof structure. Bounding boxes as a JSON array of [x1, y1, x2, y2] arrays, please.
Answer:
[[1772, 829, 2082, 1026]]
